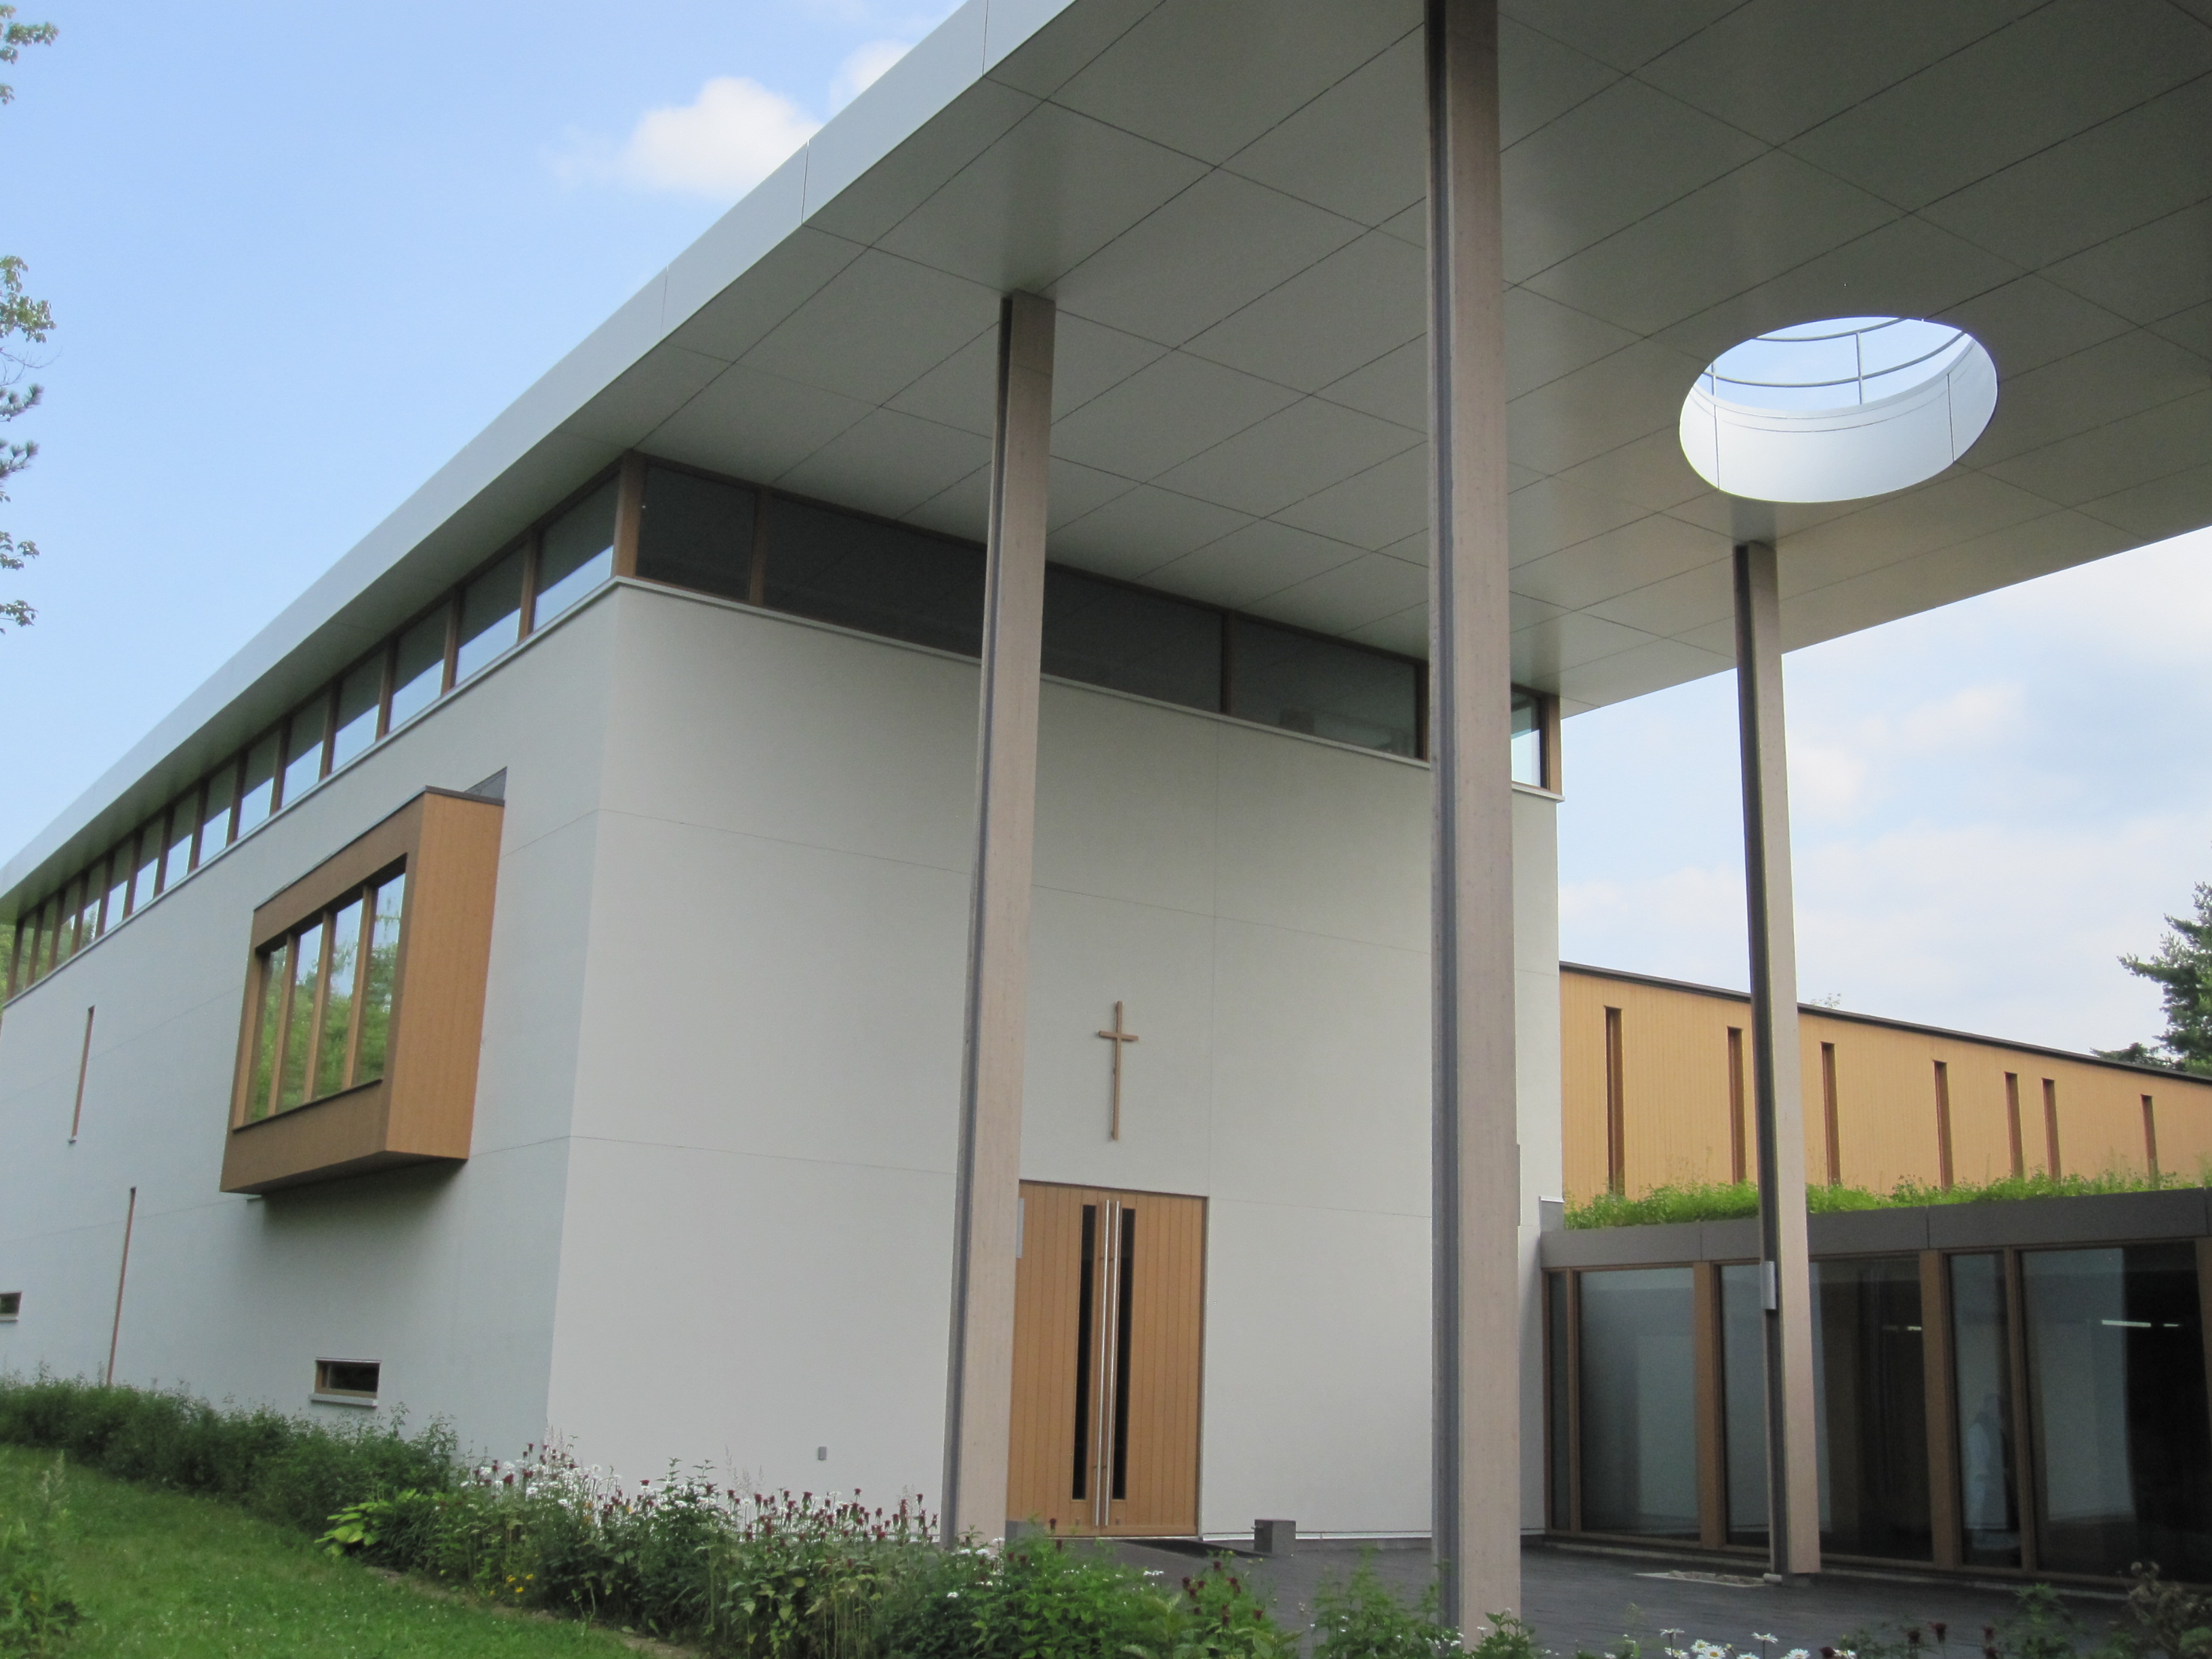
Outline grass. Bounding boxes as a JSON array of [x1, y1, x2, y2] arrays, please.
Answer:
[[1565, 1165, 2207, 1229], [0, 1443, 638, 1659]]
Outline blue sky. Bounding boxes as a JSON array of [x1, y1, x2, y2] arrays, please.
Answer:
[[3, 1, 2204, 1054]]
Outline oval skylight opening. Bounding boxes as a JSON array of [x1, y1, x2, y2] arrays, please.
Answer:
[[1678, 316, 1996, 503]]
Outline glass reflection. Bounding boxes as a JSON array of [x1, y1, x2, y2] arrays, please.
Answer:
[[390, 610, 447, 727], [1549, 1273, 1572, 1527], [1230, 619, 1418, 757], [1044, 566, 1223, 714], [331, 657, 382, 770], [1951, 1253, 2020, 1566], [354, 873, 406, 1086], [1720, 1261, 1769, 1545], [314, 896, 364, 1099], [2024, 1245, 2212, 1577], [636, 470, 750, 603], [1814, 1256, 1930, 1559], [278, 919, 323, 1111], [281, 699, 326, 805], [237, 731, 279, 837], [1578, 1266, 1698, 1537], [456, 546, 525, 682]]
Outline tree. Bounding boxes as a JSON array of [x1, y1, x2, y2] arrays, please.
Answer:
[[2100, 880, 2212, 1076], [0, 5, 57, 632]]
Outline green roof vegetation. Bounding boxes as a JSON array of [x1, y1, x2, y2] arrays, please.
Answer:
[[1565, 1166, 2207, 1230]]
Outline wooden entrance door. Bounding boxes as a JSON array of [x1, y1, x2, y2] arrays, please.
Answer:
[[1008, 1182, 1206, 1536]]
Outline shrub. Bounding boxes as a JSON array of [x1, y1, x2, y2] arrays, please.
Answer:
[[0, 1458, 82, 1656], [1567, 1166, 2205, 1229], [1310, 1555, 1459, 1659], [0, 1371, 452, 1530], [2125, 1562, 2212, 1659]]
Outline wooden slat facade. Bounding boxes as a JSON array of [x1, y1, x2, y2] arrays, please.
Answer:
[[1562, 965, 2212, 1202]]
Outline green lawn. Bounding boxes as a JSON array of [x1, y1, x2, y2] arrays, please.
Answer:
[[0, 1444, 642, 1659]]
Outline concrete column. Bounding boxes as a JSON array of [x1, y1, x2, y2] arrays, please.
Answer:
[[941, 291, 1054, 1545], [1732, 539, 1822, 1580], [1425, 0, 1520, 1628]]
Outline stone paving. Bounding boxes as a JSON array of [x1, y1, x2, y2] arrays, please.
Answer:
[[1108, 1537, 2123, 1654]]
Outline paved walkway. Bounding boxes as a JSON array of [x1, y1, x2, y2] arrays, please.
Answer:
[[1108, 1537, 2124, 1655]]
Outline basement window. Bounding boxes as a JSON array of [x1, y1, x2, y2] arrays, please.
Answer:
[[0, 1292, 20, 1321], [1679, 316, 1996, 503], [313, 1359, 380, 1404]]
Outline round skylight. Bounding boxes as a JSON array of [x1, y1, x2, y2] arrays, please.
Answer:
[[1678, 316, 1996, 503]]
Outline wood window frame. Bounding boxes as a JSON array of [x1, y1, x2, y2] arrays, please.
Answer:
[[1603, 1006, 1626, 1195], [1934, 1061, 1955, 1190], [1821, 1040, 1843, 1187], [221, 787, 502, 1195]]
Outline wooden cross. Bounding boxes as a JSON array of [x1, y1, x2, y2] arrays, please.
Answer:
[[1095, 1000, 1140, 1141]]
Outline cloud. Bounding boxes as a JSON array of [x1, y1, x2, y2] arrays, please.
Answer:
[[561, 77, 821, 201], [1557, 523, 2212, 1058], [831, 39, 912, 110]]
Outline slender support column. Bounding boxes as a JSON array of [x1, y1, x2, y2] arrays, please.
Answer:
[[1732, 539, 1821, 1581], [942, 291, 1055, 1546], [1425, 0, 1520, 1629]]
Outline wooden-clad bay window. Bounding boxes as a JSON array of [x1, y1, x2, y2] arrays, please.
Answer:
[[222, 787, 501, 1195]]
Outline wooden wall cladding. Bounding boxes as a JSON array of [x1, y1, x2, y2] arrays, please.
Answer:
[[220, 788, 502, 1194], [1561, 966, 2212, 1204]]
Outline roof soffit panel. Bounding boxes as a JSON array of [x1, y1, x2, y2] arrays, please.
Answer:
[[1050, 349, 1300, 480], [1050, 484, 1251, 579], [1049, 0, 1418, 166], [2044, 201, 2212, 329], [1520, 150, 1900, 337], [1151, 396, 1420, 519], [641, 363, 875, 482], [1346, 604, 1429, 659], [1582, 555, 1734, 636], [1246, 550, 1429, 634], [1500, 287, 1640, 400], [875, 101, 1212, 293], [1915, 78, 2212, 272], [739, 249, 1001, 406], [1051, 169, 1369, 347], [982, 0, 1163, 96], [1181, 231, 1426, 393], [1781, 0, 2212, 211], [1650, 215, 2024, 367], [2158, 301, 2212, 359], [1957, 329, 2212, 469], [1140, 518, 1364, 610], [1502, 0, 1742, 75], [1273, 446, 1431, 551], [2078, 459, 2212, 543], [1979, 388, 2212, 509], [1635, 0, 2042, 145], [1932, 274, 2134, 377], [777, 407, 997, 518], [1220, 29, 1431, 225], [800, 0, 995, 232], [1318, 338, 1427, 429], [887, 311, 1170, 436], [1500, 77, 1768, 283], [1512, 512, 1726, 613], [1504, 339, 1708, 477]]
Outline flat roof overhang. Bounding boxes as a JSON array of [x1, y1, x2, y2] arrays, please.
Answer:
[[7, 0, 2211, 908]]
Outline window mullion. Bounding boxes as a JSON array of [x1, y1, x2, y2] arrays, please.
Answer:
[[302, 913, 336, 1101], [266, 937, 296, 1114], [344, 887, 374, 1089]]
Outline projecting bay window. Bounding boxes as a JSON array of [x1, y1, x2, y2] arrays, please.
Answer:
[[223, 787, 500, 1194], [243, 870, 406, 1122]]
